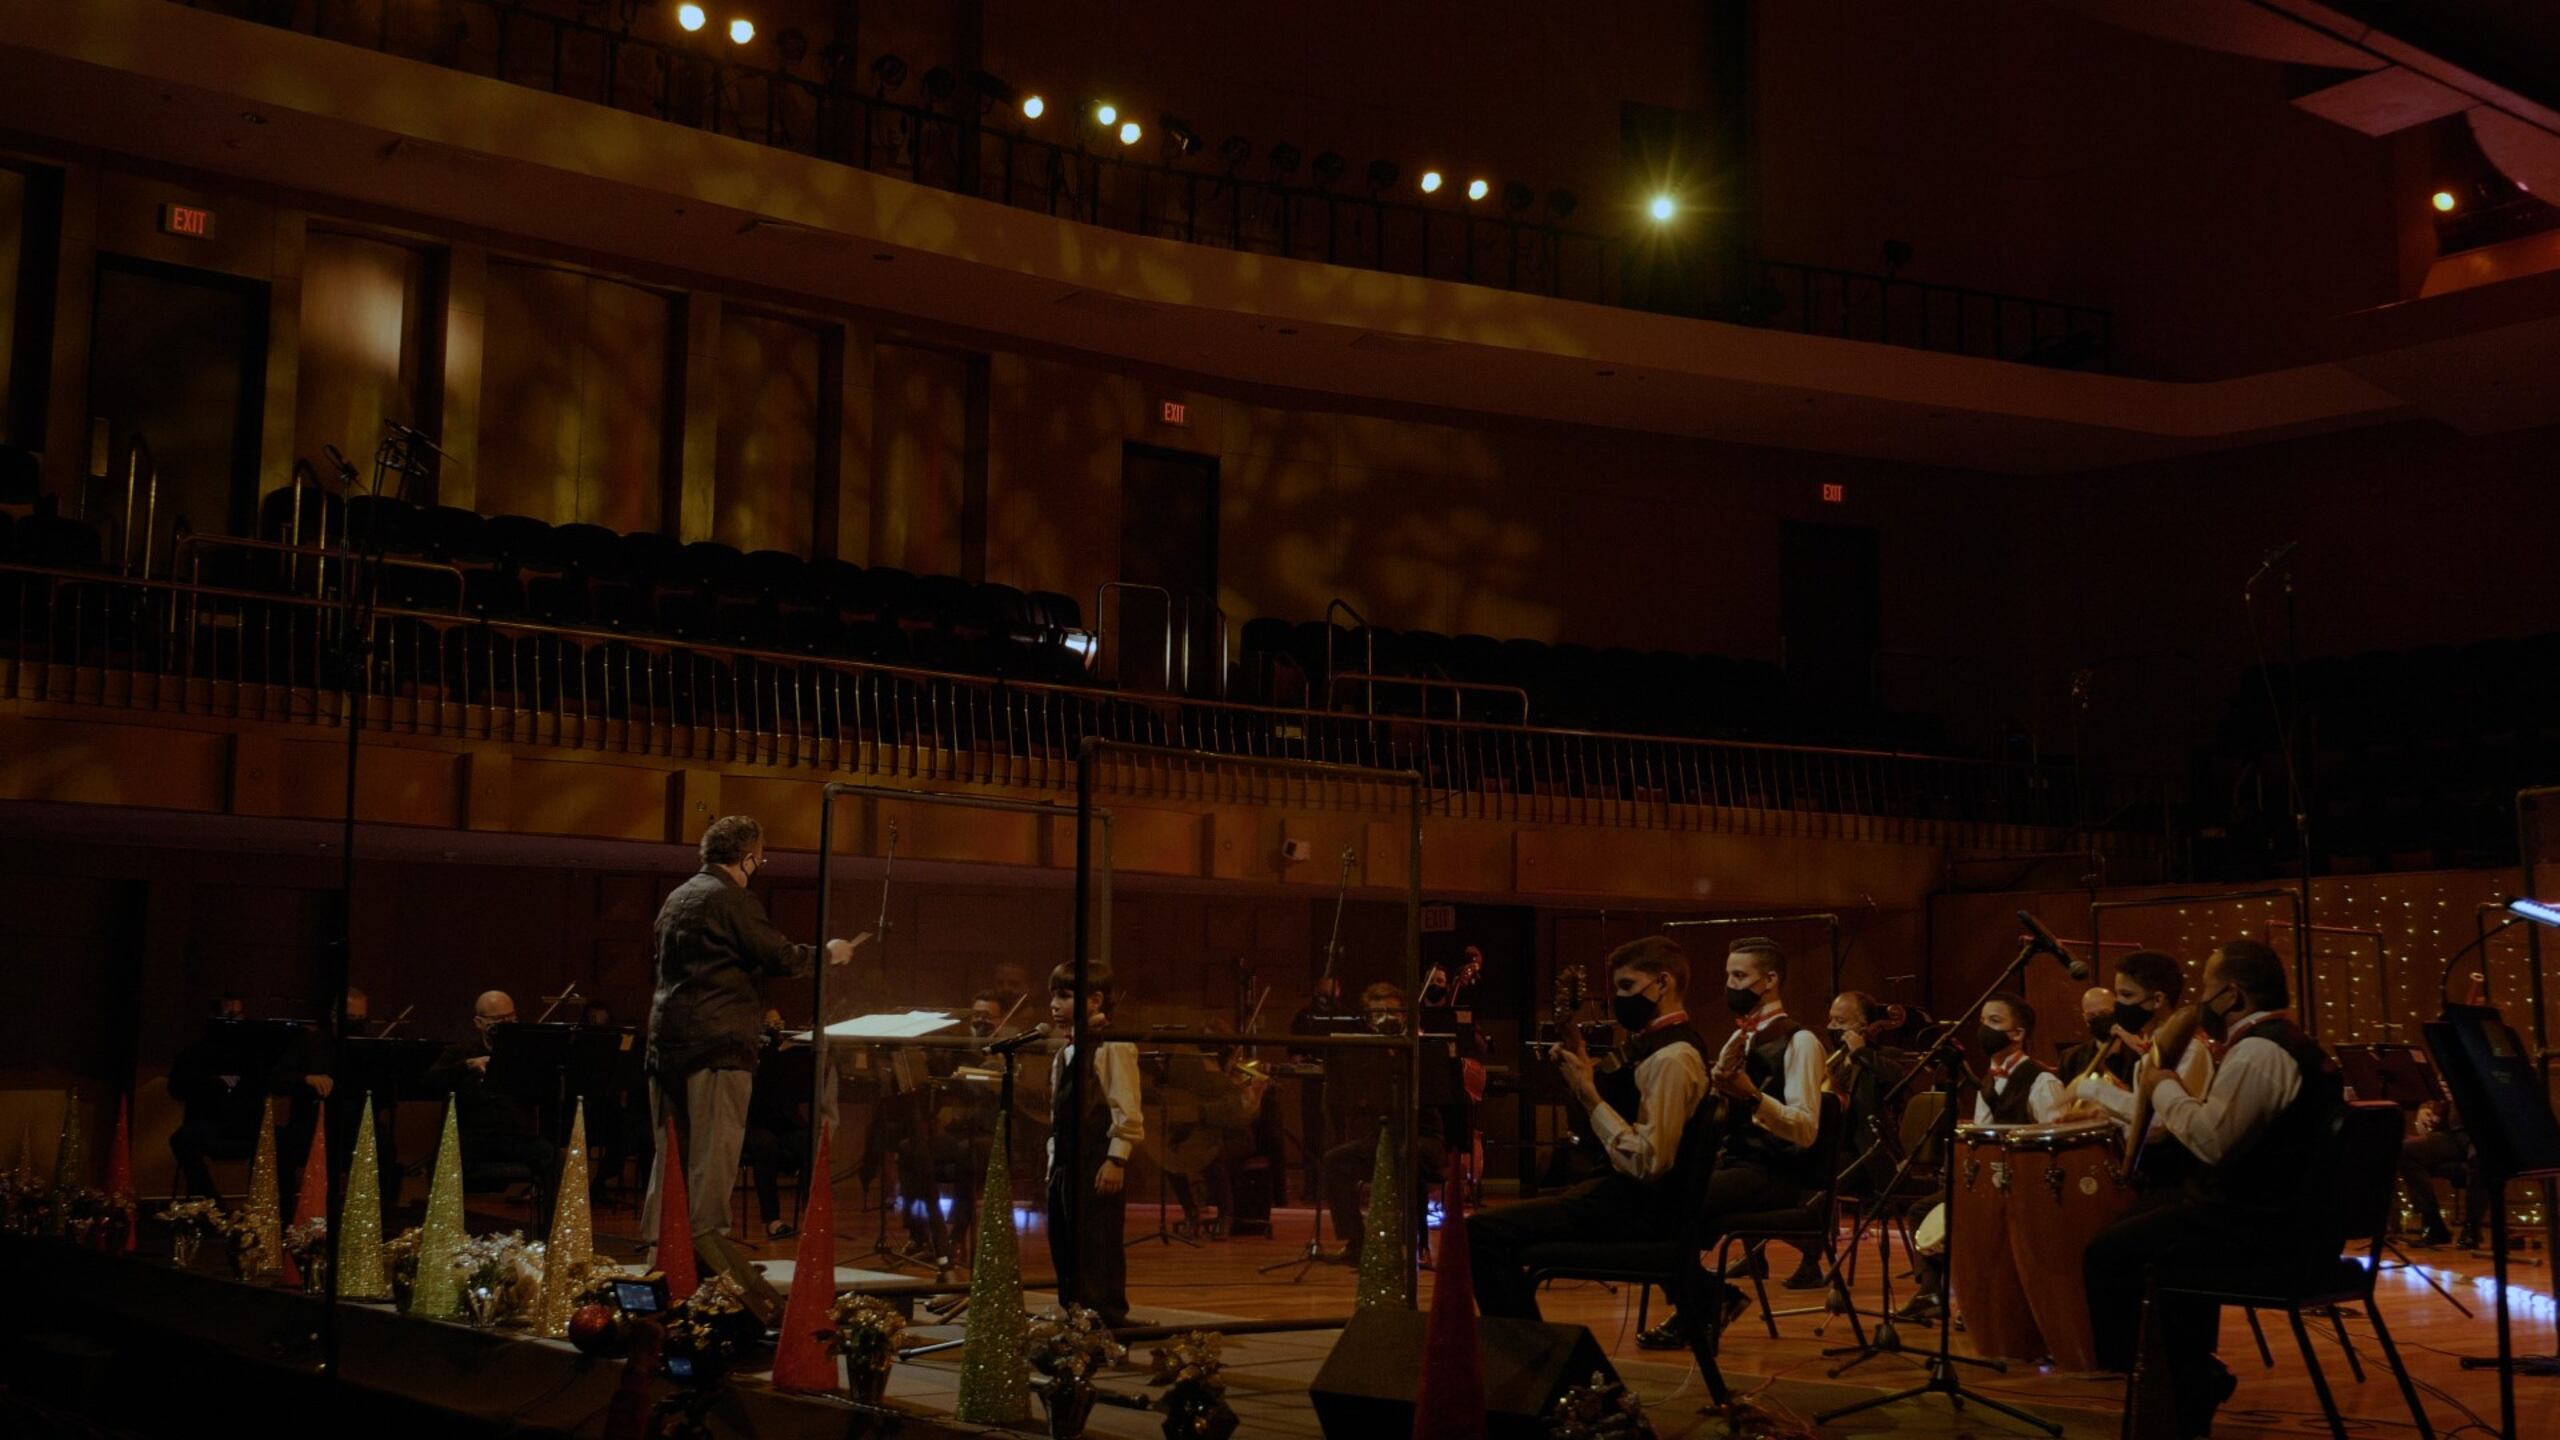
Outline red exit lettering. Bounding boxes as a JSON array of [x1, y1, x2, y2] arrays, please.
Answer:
[[1820, 482, 1845, 504], [160, 203, 216, 239], [1160, 400, 1189, 427]]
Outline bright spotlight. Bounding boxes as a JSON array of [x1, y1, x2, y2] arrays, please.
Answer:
[[1095, 103, 1118, 127], [1648, 193, 1677, 222], [1466, 178, 1489, 202], [676, 2, 706, 31], [2432, 189, 2457, 213], [1021, 94, 1045, 119], [1118, 120, 1143, 145], [1420, 170, 1443, 194], [728, 17, 754, 44]]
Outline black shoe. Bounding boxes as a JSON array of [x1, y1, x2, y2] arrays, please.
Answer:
[[2418, 1223, 2453, 1247], [764, 1220, 796, 1241], [2179, 1361, 2239, 1436], [1315, 1245, 1359, 1266], [1894, 1293, 1942, 1324], [1780, 1257, 1827, 1291], [1635, 1319, 1689, 1351], [2457, 1230, 2482, 1251], [1717, 1247, 1769, 1280]]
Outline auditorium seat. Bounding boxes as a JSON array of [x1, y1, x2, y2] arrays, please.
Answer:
[[617, 532, 685, 590], [681, 539, 746, 593], [417, 505, 493, 565], [342, 494, 414, 554], [524, 572, 590, 628], [740, 548, 811, 602], [553, 523, 623, 576], [859, 566, 919, 623], [257, 483, 343, 553], [483, 514, 559, 572]]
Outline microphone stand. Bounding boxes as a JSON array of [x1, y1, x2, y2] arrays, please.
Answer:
[[1815, 935, 2064, 1434], [2245, 544, 2317, 1028]]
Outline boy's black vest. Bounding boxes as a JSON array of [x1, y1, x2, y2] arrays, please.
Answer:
[[1984, 1056, 2053, 1125], [1052, 1042, 1119, 1179]]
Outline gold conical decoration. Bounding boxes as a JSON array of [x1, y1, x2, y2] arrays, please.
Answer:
[[1354, 1127, 1405, 1311], [535, 1102, 594, 1337], [407, 1097, 467, 1319], [45, 1088, 85, 1237], [954, 1117, 1030, 1422], [336, 1097, 390, 1301], [244, 1098, 285, 1276]]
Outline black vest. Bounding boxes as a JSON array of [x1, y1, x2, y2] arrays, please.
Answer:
[[1720, 1015, 1815, 1183], [1985, 1057, 2051, 1125], [2205, 1017, 2344, 1210], [1588, 1019, 1714, 1230], [1052, 1043, 1118, 1178]]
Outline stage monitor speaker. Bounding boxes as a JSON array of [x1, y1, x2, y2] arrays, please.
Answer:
[[1310, 1309, 1615, 1440]]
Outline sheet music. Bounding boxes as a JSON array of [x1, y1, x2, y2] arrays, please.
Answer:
[[821, 1010, 963, 1040]]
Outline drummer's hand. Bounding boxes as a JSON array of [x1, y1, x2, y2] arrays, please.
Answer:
[[2057, 1098, 2106, 1124], [304, 1074, 334, 1099], [2416, 1101, 2442, 1135], [465, 1055, 490, 1075], [1553, 1045, 1598, 1104]]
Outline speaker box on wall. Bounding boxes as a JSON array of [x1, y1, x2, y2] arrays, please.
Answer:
[[1309, 1309, 1616, 1439]]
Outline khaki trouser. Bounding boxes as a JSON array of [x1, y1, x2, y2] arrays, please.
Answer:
[[640, 1066, 753, 1242]]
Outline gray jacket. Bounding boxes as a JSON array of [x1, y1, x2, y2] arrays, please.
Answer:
[[647, 867, 813, 1076]]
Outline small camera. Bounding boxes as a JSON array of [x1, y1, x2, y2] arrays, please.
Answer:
[[613, 1273, 671, 1314]]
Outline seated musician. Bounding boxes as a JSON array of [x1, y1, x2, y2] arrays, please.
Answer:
[[2396, 1097, 2480, 1249], [1047, 961, 1144, 1327], [2056, 986, 2117, 1085], [271, 986, 398, 1204], [2060, 950, 2212, 1193], [424, 990, 559, 1218], [1779, 990, 1909, 1290], [1318, 983, 1446, 1263], [1467, 937, 1718, 1338], [167, 996, 263, 1198], [1971, 991, 2066, 1125], [2083, 939, 2346, 1438], [739, 1009, 810, 1240]]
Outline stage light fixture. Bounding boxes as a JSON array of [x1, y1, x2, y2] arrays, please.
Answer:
[[1420, 170, 1444, 194], [922, 67, 958, 103], [1022, 95, 1045, 119], [1119, 119, 1143, 145], [1313, 152, 1346, 187], [676, 3, 706, 31], [774, 27, 808, 65], [728, 17, 753, 43], [1502, 181, 1534, 214], [1160, 113, 1202, 155], [2432, 189, 2458, 212], [1466, 178, 1489, 202], [2513, 897, 2560, 928], [1366, 159, 1400, 192], [870, 54, 908, 92], [1269, 142, 1303, 176], [1648, 192, 1677, 222], [1094, 102, 1118, 127]]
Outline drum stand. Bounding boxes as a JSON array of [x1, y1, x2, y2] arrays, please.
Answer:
[[1817, 935, 2062, 1434], [1816, 1087, 2000, 1379]]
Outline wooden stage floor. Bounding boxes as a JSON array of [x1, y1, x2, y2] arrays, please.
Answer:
[[584, 1193, 2560, 1439]]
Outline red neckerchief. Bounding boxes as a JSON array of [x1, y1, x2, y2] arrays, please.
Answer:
[[1988, 1050, 2030, 1083], [1731, 1003, 1786, 1042], [1642, 1010, 1691, 1036]]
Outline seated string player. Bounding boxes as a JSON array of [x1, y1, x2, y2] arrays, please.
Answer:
[[1469, 937, 1716, 1330], [2059, 949, 2212, 1197], [1784, 989, 1910, 1290], [1317, 983, 1446, 1264]]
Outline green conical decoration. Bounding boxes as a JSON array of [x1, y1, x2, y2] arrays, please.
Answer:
[[953, 1117, 1030, 1423], [45, 1088, 85, 1237], [244, 1100, 284, 1275], [407, 1097, 468, 1319], [1355, 1127, 1406, 1311], [535, 1103, 594, 1338], [336, 1097, 390, 1301]]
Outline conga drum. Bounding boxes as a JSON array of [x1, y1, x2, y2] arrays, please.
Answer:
[[1949, 1123, 2046, 1363], [2002, 1120, 2137, 1371]]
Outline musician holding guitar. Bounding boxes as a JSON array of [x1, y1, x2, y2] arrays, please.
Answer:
[[2058, 950, 2212, 1195], [2081, 939, 2347, 1440]]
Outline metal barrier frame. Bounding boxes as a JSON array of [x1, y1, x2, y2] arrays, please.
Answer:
[[1070, 741, 1426, 1308], [2089, 888, 2309, 1035], [2521, 786, 2557, 1054], [1664, 911, 1847, 996]]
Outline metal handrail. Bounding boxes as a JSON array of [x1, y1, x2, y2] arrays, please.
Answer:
[[1095, 581, 1174, 692], [1323, 670, 1531, 725], [174, 533, 468, 615], [1322, 598, 1374, 706]]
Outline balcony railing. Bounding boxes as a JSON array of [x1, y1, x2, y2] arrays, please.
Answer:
[[0, 560, 2164, 850], [166, 0, 2111, 370]]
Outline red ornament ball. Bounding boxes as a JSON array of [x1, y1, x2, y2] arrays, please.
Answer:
[[568, 1302, 627, 1355]]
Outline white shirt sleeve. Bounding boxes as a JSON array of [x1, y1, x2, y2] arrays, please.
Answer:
[[1748, 1029, 1823, 1149], [2028, 1070, 2068, 1125], [2072, 1068, 2137, 1122], [1099, 1041, 1145, 1163], [2152, 1034, 2299, 1165], [1588, 1041, 1706, 1182]]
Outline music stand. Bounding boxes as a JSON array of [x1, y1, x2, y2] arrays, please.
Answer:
[[1259, 1013, 1371, 1280], [486, 1022, 582, 1140], [2430, 1001, 2560, 1440], [2334, 1043, 2474, 1317], [1128, 1044, 1205, 1250]]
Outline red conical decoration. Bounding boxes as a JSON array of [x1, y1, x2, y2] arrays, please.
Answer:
[[1411, 1173, 1486, 1440], [769, 1122, 840, 1393], [107, 1095, 135, 1253], [279, 1117, 331, 1286], [656, 1115, 698, 1302]]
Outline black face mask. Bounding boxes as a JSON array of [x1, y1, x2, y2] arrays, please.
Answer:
[[2086, 1017, 2113, 1043], [1370, 1013, 1406, 1037], [2109, 1000, 2154, 1037], [2199, 989, 2237, 1043], [1825, 1025, 1847, 1046], [1613, 989, 1661, 1033], [1976, 1025, 2015, 1057], [1726, 984, 1762, 1015]]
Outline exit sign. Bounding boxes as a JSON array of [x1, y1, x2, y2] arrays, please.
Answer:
[[160, 203, 216, 240], [1820, 482, 1845, 504], [1159, 400, 1188, 427]]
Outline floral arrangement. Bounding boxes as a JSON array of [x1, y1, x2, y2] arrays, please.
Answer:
[[156, 1197, 227, 1264], [218, 1209, 270, 1278], [4, 1171, 60, 1235], [1146, 1331, 1227, 1411], [1547, 1372, 1657, 1440], [660, 1274, 762, 1380], [562, 1256, 633, 1310], [1025, 1305, 1125, 1385], [384, 1226, 423, 1305], [818, 1293, 909, 1374], [452, 1232, 545, 1327]]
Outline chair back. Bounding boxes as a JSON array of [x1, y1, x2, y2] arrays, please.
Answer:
[[2319, 1100, 2406, 1268], [1806, 1091, 1849, 1200], [1897, 1087, 1948, 1172]]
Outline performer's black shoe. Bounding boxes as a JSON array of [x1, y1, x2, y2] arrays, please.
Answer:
[[1780, 1255, 1827, 1290], [2457, 1228, 2482, 1251], [2418, 1223, 2453, 1247], [1634, 1319, 1689, 1351], [1717, 1246, 1768, 1280], [1893, 1292, 1943, 1324], [1315, 1245, 1359, 1265]]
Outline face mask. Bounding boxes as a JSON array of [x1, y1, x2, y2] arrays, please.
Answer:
[[1976, 1025, 2014, 1057], [1371, 1013, 1406, 1037], [1826, 1026, 1847, 1046], [1612, 988, 1661, 1033], [2087, 1018, 2113, 1043], [2110, 1001, 2153, 1037], [2199, 987, 2237, 1042], [1726, 984, 1762, 1015]]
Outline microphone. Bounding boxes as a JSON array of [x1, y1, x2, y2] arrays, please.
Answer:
[[2015, 910, 2093, 980], [988, 1022, 1053, 1056], [2245, 539, 2298, 595], [322, 445, 359, 485]]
